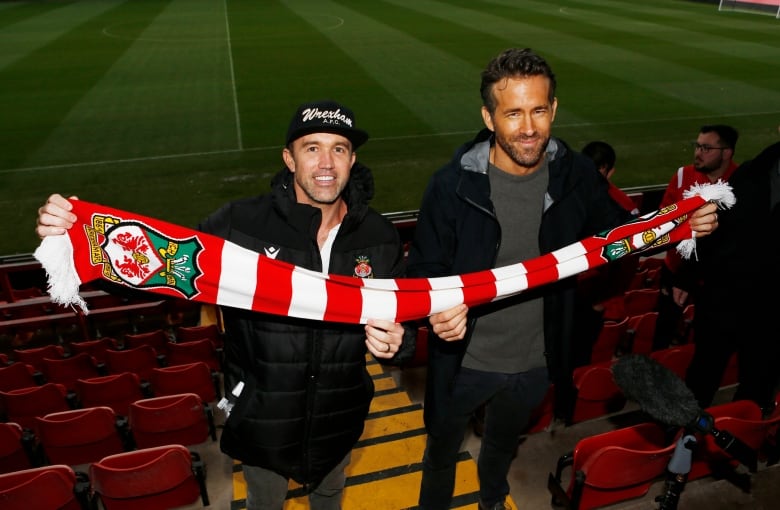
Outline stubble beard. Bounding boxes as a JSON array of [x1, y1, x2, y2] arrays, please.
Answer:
[[495, 132, 549, 170], [694, 158, 720, 175], [299, 178, 345, 206]]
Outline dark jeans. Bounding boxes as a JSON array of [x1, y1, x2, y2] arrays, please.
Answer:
[[418, 365, 549, 509]]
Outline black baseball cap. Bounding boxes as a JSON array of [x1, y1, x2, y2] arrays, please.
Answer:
[[285, 100, 369, 149]]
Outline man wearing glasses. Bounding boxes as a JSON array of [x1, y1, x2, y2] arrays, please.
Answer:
[[653, 124, 739, 350]]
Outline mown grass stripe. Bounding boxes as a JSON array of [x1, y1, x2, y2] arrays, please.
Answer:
[[0, 0, 171, 169]]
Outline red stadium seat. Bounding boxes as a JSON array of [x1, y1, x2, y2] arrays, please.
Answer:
[[76, 372, 147, 417], [626, 311, 659, 355], [688, 399, 780, 481], [166, 338, 221, 372], [0, 464, 90, 510], [548, 421, 675, 510], [649, 343, 695, 381], [104, 345, 164, 382], [40, 353, 103, 393], [571, 360, 626, 424], [0, 362, 41, 392], [11, 344, 65, 372], [149, 361, 219, 403], [589, 317, 629, 364], [36, 406, 129, 466], [175, 324, 223, 348], [122, 329, 171, 356], [68, 337, 119, 365], [90, 444, 209, 509], [0, 422, 35, 474], [0, 383, 72, 433], [128, 393, 216, 449]]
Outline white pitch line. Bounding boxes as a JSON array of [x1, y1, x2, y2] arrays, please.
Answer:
[[223, 0, 243, 151]]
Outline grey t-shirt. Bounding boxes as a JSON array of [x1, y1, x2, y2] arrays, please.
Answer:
[[462, 159, 549, 374]]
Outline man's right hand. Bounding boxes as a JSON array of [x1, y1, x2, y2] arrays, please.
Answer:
[[429, 303, 468, 342], [36, 193, 78, 238]]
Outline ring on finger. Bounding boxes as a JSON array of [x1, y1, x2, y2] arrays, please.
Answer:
[[384, 342, 391, 353]]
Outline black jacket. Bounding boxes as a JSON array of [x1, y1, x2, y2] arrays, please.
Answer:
[[406, 129, 632, 423], [199, 163, 413, 486]]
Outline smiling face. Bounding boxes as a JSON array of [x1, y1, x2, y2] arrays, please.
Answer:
[[283, 132, 356, 207], [481, 75, 557, 175]]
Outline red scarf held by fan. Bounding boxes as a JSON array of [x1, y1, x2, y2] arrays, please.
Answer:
[[33, 182, 733, 324]]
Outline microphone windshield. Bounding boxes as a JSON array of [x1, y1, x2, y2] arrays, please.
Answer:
[[612, 354, 700, 427]]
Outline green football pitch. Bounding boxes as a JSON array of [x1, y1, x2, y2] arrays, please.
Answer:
[[2, 0, 779, 255]]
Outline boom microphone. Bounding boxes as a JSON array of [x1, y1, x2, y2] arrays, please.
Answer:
[[612, 353, 700, 427], [613, 353, 758, 473]]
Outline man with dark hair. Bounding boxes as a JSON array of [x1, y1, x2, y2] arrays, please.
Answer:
[[582, 140, 639, 215], [679, 139, 780, 413], [654, 124, 739, 349], [35, 99, 416, 510], [406, 48, 720, 510]]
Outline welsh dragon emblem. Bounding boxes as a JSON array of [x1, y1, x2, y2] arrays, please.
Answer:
[[95, 220, 203, 298]]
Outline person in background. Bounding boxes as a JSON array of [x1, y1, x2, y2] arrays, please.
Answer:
[[405, 47, 720, 510], [34, 100, 416, 510], [573, 140, 641, 366], [582, 140, 640, 216], [678, 138, 780, 414], [653, 125, 739, 350]]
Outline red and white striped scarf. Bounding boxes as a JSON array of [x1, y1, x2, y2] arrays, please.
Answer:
[[34, 182, 733, 324]]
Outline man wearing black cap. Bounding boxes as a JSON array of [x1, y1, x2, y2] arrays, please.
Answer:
[[34, 100, 415, 510]]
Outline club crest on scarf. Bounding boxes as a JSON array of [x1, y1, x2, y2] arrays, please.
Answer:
[[83, 215, 203, 298], [592, 204, 683, 262], [353, 255, 373, 278]]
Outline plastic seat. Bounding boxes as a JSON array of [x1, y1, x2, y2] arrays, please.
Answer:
[[589, 317, 629, 363], [623, 288, 660, 318], [626, 311, 659, 355], [175, 324, 223, 348], [149, 361, 220, 403], [626, 267, 650, 291], [128, 393, 216, 449], [649, 343, 695, 381], [600, 288, 660, 323], [0, 361, 41, 392], [0, 464, 90, 510], [571, 360, 626, 424], [40, 352, 103, 393], [0, 383, 72, 433], [687, 399, 767, 481], [0, 422, 35, 474], [548, 421, 676, 510], [89, 444, 209, 509], [36, 406, 129, 466], [122, 329, 171, 356], [68, 337, 119, 365], [104, 345, 164, 382], [76, 372, 147, 417], [166, 338, 221, 372], [11, 344, 66, 372]]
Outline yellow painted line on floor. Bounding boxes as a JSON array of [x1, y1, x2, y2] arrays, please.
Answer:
[[232, 356, 517, 510], [361, 407, 425, 439], [369, 390, 414, 412], [373, 374, 398, 392], [349, 435, 427, 476]]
